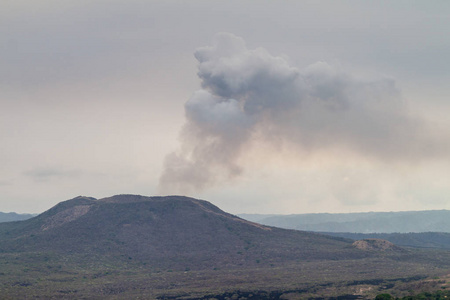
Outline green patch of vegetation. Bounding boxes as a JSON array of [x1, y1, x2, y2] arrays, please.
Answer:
[[377, 290, 450, 299]]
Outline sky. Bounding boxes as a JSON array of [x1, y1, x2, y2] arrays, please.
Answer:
[[1, 1, 450, 214]]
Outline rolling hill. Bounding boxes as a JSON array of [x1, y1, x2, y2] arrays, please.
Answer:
[[239, 210, 450, 233], [322, 232, 450, 249]]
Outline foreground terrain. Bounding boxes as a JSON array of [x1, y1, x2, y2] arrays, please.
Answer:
[[1, 195, 449, 299], [1, 250, 450, 299]]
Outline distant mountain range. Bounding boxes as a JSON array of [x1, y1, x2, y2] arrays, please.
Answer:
[[239, 210, 450, 233], [0, 212, 36, 223]]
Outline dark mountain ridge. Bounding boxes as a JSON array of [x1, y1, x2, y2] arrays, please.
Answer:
[[0, 211, 36, 223], [0, 195, 367, 270], [323, 232, 450, 249]]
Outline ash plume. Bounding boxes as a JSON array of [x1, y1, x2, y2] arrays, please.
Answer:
[[159, 32, 446, 194]]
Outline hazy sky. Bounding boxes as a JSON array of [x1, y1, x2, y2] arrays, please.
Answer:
[[2, 1, 450, 214]]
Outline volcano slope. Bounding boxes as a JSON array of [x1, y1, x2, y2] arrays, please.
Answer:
[[1, 195, 450, 299]]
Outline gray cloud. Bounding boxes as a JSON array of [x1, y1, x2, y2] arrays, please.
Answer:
[[0, 180, 11, 187], [159, 32, 448, 193], [25, 167, 82, 182]]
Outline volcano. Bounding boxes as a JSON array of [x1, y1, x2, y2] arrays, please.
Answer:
[[0, 194, 365, 270]]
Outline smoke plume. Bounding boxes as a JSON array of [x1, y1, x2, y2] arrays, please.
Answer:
[[159, 32, 445, 193]]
